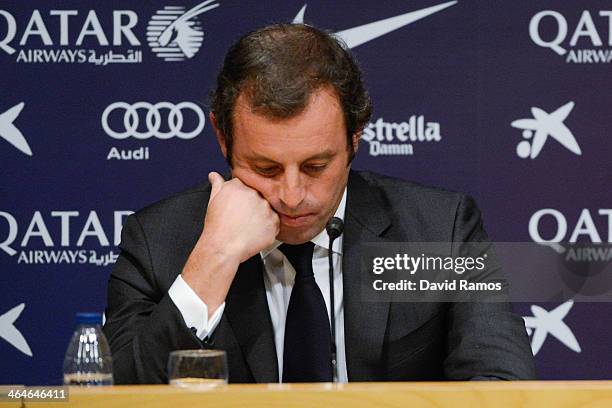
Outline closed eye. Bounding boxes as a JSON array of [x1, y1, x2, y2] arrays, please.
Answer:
[[254, 166, 280, 176], [303, 164, 327, 173]]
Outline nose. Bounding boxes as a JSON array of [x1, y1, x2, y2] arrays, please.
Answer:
[[279, 168, 306, 210]]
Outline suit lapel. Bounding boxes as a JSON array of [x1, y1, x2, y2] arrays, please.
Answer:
[[224, 255, 278, 382], [343, 170, 392, 380]]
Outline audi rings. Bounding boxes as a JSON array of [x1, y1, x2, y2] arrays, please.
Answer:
[[101, 101, 205, 140]]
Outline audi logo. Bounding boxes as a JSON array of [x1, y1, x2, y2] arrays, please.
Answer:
[[101, 102, 205, 140]]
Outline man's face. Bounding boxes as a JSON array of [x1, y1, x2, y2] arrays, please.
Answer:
[[215, 87, 357, 244]]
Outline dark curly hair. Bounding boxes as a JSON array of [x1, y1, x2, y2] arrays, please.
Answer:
[[209, 23, 372, 166]]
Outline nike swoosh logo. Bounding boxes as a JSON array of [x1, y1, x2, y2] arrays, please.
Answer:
[[293, 1, 458, 49], [0, 102, 32, 156]]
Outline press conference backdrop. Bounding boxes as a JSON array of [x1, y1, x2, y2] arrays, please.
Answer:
[[1, 0, 610, 384]]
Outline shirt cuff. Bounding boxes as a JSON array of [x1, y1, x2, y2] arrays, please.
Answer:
[[168, 275, 225, 341]]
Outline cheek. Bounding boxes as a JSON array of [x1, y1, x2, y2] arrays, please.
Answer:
[[318, 166, 349, 207], [233, 169, 278, 200], [311, 176, 341, 206]]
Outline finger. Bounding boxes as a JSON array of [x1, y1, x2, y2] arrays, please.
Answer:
[[232, 177, 265, 200], [229, 176, 246, 188], [208, 172, 225, 201]]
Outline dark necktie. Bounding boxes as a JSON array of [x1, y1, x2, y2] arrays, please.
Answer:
[[280, 242, 333, 382]]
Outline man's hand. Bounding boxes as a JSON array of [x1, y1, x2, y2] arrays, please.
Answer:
[[181, 172, 280, 317], [201, 172, 280, 263]]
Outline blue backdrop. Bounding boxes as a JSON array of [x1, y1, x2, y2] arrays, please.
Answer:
[[1, 0, 610, 384]]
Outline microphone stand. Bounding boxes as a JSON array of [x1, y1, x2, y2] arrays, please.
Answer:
[[326, 217, 343, 382]]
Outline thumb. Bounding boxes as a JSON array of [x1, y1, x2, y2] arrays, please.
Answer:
[[208, 172, 225, 202]]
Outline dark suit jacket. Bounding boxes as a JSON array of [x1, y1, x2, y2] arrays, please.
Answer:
[[103, 170, 536, 383]]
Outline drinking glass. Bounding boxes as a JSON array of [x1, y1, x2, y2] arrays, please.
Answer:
[[168, 350, 228, 388]]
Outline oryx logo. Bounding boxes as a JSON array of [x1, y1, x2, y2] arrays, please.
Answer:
[[102, 101, 205, 140], [0, 303, 32, 357], [146, 1, 219, 61], [0, 102, 31, 156], [293, 1, 457, 49], [511, 101, 581, 159], [523, 300, 581, 356]]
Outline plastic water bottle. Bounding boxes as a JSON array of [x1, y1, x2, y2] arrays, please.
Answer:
[[63, 313, 114, 386]]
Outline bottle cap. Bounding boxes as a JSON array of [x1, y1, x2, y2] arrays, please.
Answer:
[[75, 312, 103, 325]]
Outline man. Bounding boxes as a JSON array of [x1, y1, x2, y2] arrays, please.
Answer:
[[103, 24, 536, 383]]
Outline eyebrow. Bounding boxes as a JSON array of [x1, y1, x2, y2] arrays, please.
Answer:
[[245, 149, 337, 164]]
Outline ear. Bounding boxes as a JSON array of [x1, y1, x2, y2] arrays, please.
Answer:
[[351, 132, 361, 154], [209, 112, 227, 159]]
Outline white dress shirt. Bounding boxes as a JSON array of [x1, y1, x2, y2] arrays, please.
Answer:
[[169, 188, 348, 383]]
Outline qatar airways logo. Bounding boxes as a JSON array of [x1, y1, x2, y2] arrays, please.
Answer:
[[529, 209, 612, 246], [0, 210, 132, 266], [361, 116, 441, 157], [0, 1, 219, 64], [530, 10, 612, 63], [146, 1, 218, 62], [529, 208, 612, 266]]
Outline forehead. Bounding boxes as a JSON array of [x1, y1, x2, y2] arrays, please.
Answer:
[[231, 88, 347, 160]]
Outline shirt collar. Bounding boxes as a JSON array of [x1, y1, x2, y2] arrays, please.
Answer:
[[260, 187, 346, 259]]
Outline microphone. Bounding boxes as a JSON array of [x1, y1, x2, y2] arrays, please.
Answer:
[[325, 217, 343, 382], [326, 217, 344, 241]]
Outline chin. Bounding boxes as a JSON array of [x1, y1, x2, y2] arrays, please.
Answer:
[[277, 225, 320, 245]]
